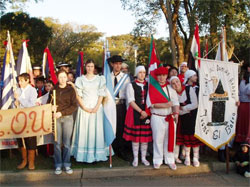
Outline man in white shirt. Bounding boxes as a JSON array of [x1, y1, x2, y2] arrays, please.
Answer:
[[108, 55, 131, 161]]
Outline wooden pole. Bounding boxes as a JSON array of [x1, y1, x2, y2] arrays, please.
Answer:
[[220, 27, 230, 174], [109, 145, 112, 168], [53, 90, 57, 142]]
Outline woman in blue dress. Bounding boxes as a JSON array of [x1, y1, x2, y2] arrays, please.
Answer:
[[71, 59, 109, 163]]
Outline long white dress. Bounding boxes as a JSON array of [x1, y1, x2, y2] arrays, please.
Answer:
[[71, 75, 109, 163]]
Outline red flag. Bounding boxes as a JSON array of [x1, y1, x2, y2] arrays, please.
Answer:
[[42, 47, 58, 85], [146, 36, 169, 106], [146, 36, 174, 152]]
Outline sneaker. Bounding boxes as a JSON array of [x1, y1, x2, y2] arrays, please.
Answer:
[[169, 163, 177, 170], [55, 167, 62, 175], [153, 164, 161, 169], [244, 171, 250, 178], [175, 158, 182, 164], [142, 159, 150, 166], [65, 167, 73, 174]]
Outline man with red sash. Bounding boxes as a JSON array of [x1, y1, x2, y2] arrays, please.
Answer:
[[150, 66, 179, 170]]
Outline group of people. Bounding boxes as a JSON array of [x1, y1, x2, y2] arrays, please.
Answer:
[[13, 56, 249, 177]]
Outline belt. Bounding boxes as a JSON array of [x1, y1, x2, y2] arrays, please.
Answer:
[[152, 113, 170, 117], [115, 99, 125, 105]]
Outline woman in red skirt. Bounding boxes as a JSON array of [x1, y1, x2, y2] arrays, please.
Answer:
[[123, 65, 152, 167], [236, 66, 250, 144]]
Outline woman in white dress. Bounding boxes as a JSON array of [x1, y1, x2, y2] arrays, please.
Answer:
[[71, 59, 109, 163]]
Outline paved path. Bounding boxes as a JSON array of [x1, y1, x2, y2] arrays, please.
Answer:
[[1, 171, 249, 186]]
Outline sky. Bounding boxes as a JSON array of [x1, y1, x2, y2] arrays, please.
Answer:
[[8, 0, 168, 38]]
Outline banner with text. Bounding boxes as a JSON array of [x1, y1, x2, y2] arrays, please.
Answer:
[[195, 59, 238, 151], [0, 104, 53, 139]]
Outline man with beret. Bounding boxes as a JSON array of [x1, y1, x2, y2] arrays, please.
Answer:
[[149, 66, 179, 170], [108, 55, 131, 161]]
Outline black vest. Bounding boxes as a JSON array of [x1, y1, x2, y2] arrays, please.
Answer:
[[132, 82, 149, 125]]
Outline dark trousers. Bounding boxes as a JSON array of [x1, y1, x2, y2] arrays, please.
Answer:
[[112, 103, 131, 154], [17, 136, 37, 150]]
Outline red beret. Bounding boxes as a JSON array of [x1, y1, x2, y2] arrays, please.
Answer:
[[155, 66, 168, 75]]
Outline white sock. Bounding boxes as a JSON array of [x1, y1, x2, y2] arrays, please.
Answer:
[[193, 146, 199, 162], [132, 142, 139, 162], [174, 145, 180, 160]]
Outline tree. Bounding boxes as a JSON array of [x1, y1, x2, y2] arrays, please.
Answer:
[[44, 18, 104, 67], [121, 0, 250, 66], [0, 0, 41, 15], [0, 12, 52, 64]]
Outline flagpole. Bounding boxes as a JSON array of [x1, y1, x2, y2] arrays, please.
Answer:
[[220, 26, 229, 174], [53, 90, 57, 142]]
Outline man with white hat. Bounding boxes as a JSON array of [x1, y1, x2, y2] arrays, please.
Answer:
[[57, 62, 71, 73], [33, 65, 42, 78]]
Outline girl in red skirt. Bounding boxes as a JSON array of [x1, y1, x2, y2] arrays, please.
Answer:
[[236, 67, 250, 144], [181, 70, 203, 167], [123, 65, 152, 167]]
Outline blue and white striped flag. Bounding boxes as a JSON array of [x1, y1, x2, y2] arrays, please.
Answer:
[[103, 41, 116, 146], [1, 31, 17, 110]]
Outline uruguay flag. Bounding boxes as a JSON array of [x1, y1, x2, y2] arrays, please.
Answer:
[[1, 31, 17, 110], [103, 45, 116, 146]]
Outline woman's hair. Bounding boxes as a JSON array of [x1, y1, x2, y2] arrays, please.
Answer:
[[45, 79, 55, 86], [85, 59, 95, 66], [168, 67, 179, 77], [57, 69, 68, 77], [243, 71, 249, 84]]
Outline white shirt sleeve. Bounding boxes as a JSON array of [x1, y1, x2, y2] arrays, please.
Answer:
[[126, 83, 135, 104], [168, 85, 179, 106], [182, 87, 198, 111]]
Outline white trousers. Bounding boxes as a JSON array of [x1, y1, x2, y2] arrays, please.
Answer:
[[151, 115, 176, 165]]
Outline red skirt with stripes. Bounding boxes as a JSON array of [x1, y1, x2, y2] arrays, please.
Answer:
[[176, 118, 184, 145], [123, 106, 152, 143]]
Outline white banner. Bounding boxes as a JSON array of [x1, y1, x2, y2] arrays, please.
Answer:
[[195, 59, 238, 151]]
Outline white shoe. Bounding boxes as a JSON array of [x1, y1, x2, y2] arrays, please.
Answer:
[[184, 158, 191, 166], [169, 163, 177, 170], [175, 158, 182, 164], [193, 158, 200, 167], [154, 164, 161, 169], [142, 159, 150, 166], [244, 171, 250, 178], [55, 167, 62, 175], [65, 167, 73, 174], [132, 158, 138, 167]]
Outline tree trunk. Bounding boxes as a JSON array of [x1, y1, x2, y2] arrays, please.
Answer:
[[172, 0, 184, 65], [160, 0, 178, 68]]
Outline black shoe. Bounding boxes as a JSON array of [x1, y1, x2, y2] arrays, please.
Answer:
[[218, 150, 226, 162]]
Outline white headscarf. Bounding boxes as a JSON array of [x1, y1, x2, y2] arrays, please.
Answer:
[[179, 61, 188, 73], [135, 65, 146, 76], [169, 76, 179, 84], [184, 70, 196, 83]]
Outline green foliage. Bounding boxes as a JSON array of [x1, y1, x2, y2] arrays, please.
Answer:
[[0, 12, 52, 64], [44, 17, 103, 68]]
